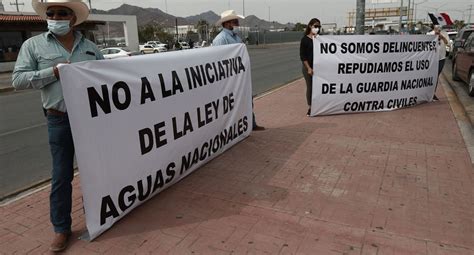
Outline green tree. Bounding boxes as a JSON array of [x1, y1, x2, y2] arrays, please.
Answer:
[[453, 20, 465, 31], [138, 24, 173, 44], [138, 25, 156, 43], [292, 22, 306, 32], [210, 25, 220, 40], [154, 26, 174, 43]]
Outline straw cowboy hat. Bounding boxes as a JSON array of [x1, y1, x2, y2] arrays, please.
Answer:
[[32, 0, 89, 26], [216, 10, 245, 26]]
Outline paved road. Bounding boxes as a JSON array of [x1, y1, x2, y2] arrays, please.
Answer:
[[0, 43, 302, 199], [249, 43, 302, 95], [0, 90, 51, 199]]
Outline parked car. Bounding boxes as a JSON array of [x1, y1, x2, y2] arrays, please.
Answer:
[[450, 26, 474, 59], [146, 41, 168, 49], [446, 31, 457, 59], [452, 32, 474, 96], [179, 42, 190, 50], [100, 47, 131, 59], [139, 44, 167, 54]]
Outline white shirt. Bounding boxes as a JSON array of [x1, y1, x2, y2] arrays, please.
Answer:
[[427, 30, 448, 60]]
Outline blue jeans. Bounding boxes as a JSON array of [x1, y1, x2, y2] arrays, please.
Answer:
[[47, 113, 75, 233]]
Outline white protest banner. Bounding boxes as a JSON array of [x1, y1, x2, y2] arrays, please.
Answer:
[[311, 35, 438, 116], [59, 44, 252, 240]]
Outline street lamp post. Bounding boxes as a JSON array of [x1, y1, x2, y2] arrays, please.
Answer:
[[413, 0, 428, 25], [399, 0, 404, 33], [355, 0, 365, 35]]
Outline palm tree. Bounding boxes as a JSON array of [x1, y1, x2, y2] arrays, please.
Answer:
[[453, 20, 465, 31]]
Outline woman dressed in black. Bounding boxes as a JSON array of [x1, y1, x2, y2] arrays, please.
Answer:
[[300, 18, 321, 116]]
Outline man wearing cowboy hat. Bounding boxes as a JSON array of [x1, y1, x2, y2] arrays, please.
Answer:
[[213, 10, 265, 131], [213, 10, 245, 46], [12, 0, 103, 251]]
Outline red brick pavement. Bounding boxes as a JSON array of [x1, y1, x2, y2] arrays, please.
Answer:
[[0, 77, 473, 254]]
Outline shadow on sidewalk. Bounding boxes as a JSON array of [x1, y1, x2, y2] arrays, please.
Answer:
[[84, 121, 327, 244]]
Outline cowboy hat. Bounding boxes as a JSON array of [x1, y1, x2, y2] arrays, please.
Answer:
[[32, 0, 89, 26], [216, 10, 244, 26]]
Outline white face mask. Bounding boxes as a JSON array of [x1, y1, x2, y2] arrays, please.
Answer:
[[47, 20, 71, 36], [311, 27, 319, 35]]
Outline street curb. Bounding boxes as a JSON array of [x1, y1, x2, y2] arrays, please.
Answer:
[[440, 73, 474, 166], [254, 77, 303, 100], [0, 87, 14, 93], [0, 170, 80, 206], [0, 178, 51, 206]]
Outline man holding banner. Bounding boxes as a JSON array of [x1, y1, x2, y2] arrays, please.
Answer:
[[427, 24, 449, 101], [213, 10, 265, 131], [12, 0, 103, 251]]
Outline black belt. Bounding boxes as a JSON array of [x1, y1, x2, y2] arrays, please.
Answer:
[[46, 109, 66, 116]]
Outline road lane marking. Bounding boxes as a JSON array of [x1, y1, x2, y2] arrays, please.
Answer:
[[0, 123, 46, 138]]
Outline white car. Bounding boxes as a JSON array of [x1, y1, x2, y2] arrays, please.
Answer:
[[447, 31, 457, 59], [140, 44, 167, 54], [179, 42, 190, 50], [146, 41, 168, 49], [101, 47, 131, 59]]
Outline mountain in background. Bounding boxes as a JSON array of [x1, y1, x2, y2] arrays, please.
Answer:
[[186, 11, 220, 25], [92, 4, 288, 33], [92, 4, 187, 27]]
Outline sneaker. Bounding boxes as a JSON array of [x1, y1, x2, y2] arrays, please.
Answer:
[[433, 95, 439, 101], [307, 108, 311, 116], [50, 232, 71, 252], [253, 125, 265, 131]]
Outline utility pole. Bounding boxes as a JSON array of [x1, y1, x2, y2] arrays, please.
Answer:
[[9, 0, 24, 12], [469, 5, 472, 25], [398, 0, 404, 33], [175, 18, 178, 41], [243, 0, 245, 16], [165, 0, 168, 13], [407, 0, 411, 28], [268, 6, 270, 22], [413, 0, 428, 26], [88, 0, 92, 12], [355, 0, 365, 35]]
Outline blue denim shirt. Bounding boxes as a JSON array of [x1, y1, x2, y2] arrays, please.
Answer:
[[212, 28, 243, 46], [12, 31, 104, 112]]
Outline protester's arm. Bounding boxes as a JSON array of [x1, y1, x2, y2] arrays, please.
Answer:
[[439, 32, 448, 45], [303, 60, 313, 76], [12, 40, 58, 90], [300, 38, 313, 75]]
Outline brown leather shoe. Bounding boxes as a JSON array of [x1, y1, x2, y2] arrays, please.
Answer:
[[50, 232, 71, 252], [253, 125, 266, 131]]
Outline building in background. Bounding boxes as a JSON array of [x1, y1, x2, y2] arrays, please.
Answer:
[[0, 11, 139, 72]]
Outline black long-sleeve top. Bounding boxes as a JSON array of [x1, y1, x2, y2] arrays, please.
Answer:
[[299, 35, 313, 68]]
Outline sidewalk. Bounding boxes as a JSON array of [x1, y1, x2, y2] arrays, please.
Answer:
[[1, 78, 473, 254]]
